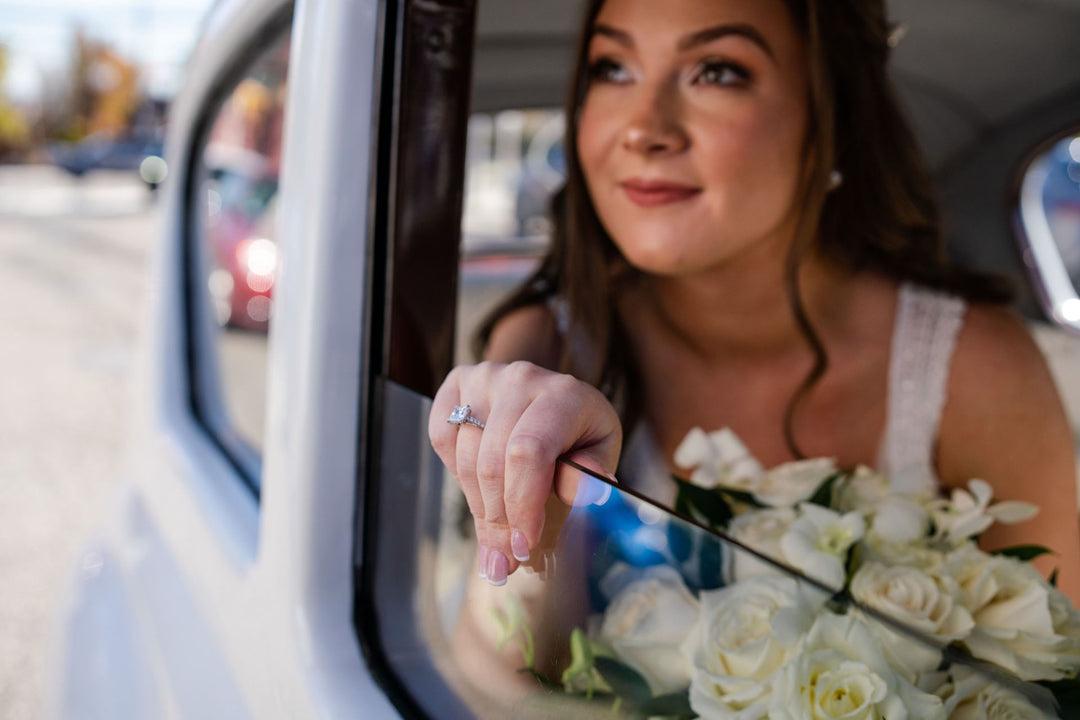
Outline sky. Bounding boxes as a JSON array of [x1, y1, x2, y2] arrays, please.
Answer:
[[0, 0, 216, 104]]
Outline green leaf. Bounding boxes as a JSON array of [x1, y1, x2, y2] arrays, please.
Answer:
[[1051, 568, 1060, 587], [807, 472, 845, 508], [673, 476, 733, 529], [561, 628, 596, 687], [1039, 676, 1080, 717], [991, 545, 1057, 562], [634, 691, 695, 718], [594, 656, 653, 705], [716, 487, 766, 509], [519, 667, 562, 692]]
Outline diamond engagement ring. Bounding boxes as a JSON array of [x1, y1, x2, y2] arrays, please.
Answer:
[[447, 404, 485, 429]]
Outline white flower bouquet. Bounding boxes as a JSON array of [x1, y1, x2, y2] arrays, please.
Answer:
[[495, 427, 1080, 719]]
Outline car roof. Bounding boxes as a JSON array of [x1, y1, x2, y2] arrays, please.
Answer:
[[473, 0, 1080, 170]]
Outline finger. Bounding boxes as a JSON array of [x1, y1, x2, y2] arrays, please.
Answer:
[[474, 389, 533, 580], [502, 378, 618, 557], [429, 368, 490, 576], [428, 366, 465, 478]]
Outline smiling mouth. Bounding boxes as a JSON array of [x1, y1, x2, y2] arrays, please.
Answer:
[[620, 179, 702, 208]]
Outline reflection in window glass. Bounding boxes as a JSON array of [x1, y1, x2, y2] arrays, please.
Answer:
[[371, 385, 1061, 719], [1035, 135, 1080, 292], [192, 31, 290, 469]]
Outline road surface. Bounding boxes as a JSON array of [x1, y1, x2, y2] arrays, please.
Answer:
[[0, 165, 154, 720]]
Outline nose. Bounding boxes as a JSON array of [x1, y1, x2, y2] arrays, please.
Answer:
[[621, 83, 688, 156]]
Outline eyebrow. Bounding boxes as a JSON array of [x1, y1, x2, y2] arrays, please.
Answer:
[[593, 22, 775, 61]]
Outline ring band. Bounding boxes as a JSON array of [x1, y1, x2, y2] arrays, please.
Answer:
[[448, 404, 485, 429]]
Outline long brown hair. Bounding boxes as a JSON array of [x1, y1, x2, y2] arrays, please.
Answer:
[[474, 0, 1010, 457]]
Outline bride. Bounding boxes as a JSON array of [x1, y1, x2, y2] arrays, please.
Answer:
[[429, 0, 1080, 606]]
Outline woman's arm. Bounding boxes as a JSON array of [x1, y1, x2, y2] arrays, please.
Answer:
[[938, 304, 1080, 601]]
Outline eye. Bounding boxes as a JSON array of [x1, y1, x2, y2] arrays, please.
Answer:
[[693, 60, 751, 87], [588, 57, 632, 84]]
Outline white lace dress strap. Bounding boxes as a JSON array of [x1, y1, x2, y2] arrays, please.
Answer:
[[879, 283, 967, 494]]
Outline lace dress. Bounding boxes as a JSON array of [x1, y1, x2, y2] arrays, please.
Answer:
[[553, 282, 968, 501]]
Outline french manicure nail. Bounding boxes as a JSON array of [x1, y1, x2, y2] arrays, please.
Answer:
[[510, 529, 530, 562], [478, 545, 490, 579], [487, 551, 508, 587]]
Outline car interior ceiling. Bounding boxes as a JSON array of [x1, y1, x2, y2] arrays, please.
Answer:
[[470, 0, 1080, 318]]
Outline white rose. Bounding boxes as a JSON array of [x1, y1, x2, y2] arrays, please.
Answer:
[[674, 427, 763, 490], [754, 458, 837, 508], [769, 613, 946, 720], [861, 531, 947, 574], [946, 545, 1080, 681], [684, 576, 817, 720], [944, 666, 1057, 719], [851, 562, 974, 679], [835, 465, 891, 513], [598, 564, 699, 694], [780, 504, 865, 589], [727, 507, 798, 581]]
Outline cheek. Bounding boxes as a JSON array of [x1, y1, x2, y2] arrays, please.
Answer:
[[696, 105, 805, 224], [576, 99, 616, 185]]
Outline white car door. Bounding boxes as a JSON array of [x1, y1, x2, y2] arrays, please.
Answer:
[[49, 0, 424, 716]]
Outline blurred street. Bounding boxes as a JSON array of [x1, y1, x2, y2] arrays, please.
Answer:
[[0, 165, 153, 720]]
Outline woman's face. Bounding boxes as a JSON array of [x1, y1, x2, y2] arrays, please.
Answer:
[[577, 0, 810, 277]]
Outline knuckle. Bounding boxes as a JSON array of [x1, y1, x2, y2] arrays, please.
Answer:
[[475, 450, 505, 489], [506, 360, 540, 385], [548, 372, 580, 396], [506, 433, 552, 468]]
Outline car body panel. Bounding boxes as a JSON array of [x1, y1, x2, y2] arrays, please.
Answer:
[[51, 0, 399, 716]]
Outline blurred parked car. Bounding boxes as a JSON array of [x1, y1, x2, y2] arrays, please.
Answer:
[[204, 162, 279, 332], [48, 131, 166, 185]]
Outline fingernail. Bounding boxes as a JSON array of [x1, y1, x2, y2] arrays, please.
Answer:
[[487, 551, 508, 587], [510, 529, 530, 562], [478, 545, 489, 579]]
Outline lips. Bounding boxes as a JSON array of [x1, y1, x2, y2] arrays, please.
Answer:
[[620, 178, 702, 207]]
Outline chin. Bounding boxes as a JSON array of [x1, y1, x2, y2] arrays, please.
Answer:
[[613, 237, 703, 277]]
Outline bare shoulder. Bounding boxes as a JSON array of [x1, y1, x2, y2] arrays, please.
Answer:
[[937, 302, 1074, 490], [483, 303, 563, 369]]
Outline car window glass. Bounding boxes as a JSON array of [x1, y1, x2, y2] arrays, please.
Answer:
[[371, 105, 1069, 718], [189, 30, 290, 486], [370, 383, 1057, 719], [456, 109, 562, 365]]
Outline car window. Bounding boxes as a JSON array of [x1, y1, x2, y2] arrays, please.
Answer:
[[188, 28, 290, 490], [1022, 134, 1080, 315], [1016, 133, 1080, 479], [369, 104, 1064, 718]]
